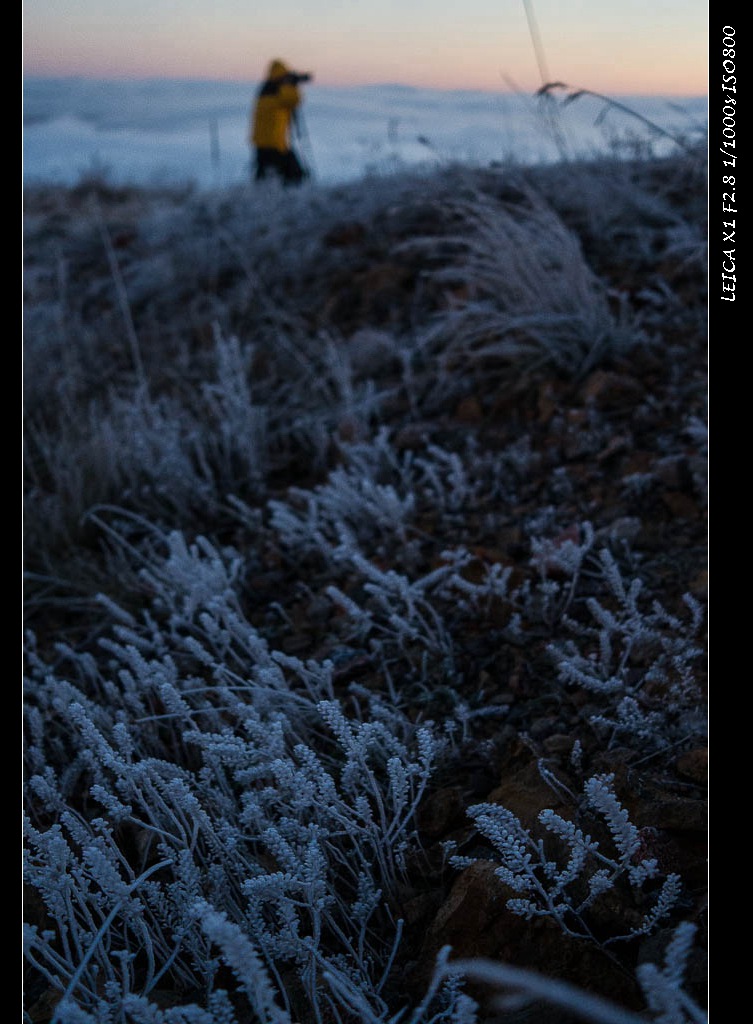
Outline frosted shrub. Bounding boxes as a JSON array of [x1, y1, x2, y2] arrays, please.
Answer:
[[327, 545, 458, 661], [412, 443, 484, 516], [24, 387, 214, 553], [200, 326, 268, 490], [407, 187, 641, 383], [269, 429, 417, 560], [266, 430, 524, 584], [137, 529, 243, 620], [451, 772, 682, 947], [24, 152, 706, 1024], [247, 328, 385, 467], [264, 434, 526, 680], [526, 521, 596, 625], [549, 548, 705, 748], [23, 572, 447, 1023]]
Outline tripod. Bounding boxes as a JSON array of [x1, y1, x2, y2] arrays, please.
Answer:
[[292, 109, 317, 181]]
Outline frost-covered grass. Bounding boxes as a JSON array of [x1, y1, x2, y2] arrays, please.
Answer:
[[24, 142, 707, 1024]]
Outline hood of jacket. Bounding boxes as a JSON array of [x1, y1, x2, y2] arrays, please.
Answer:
[[267, 60, 290, 81]]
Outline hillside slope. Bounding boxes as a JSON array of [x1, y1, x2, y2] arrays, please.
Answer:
[[23, 148, 707, 1024]]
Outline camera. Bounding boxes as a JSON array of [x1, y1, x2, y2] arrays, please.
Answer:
[[285, 72, 313, 85]]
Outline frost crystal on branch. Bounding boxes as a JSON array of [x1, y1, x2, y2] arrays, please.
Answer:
[[454, 772, 681, 945]]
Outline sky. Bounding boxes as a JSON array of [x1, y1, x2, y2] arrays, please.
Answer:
[[22, 1, 708, 96]]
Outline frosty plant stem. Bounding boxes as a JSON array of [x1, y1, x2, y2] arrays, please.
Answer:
[[96, 207, 148, 396], [536, 82, 697, 155], [50, 858, 173, 1024], [440, 958, 647, 1024]]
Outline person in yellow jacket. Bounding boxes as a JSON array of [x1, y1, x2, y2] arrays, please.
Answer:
[[250, 59, 312, 185]]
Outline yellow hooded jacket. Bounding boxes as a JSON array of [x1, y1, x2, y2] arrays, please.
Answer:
[[250, 60, 301, 153]]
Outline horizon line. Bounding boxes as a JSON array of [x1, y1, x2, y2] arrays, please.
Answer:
[[22, 72, 709, 101]]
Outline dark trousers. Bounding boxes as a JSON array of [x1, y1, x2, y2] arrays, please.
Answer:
[[254, 148, 307, 186]]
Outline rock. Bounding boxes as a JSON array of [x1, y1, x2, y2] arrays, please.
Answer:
[[280, 632, 311, 655], [24, 988, 62, 1024], [688, 569, 708, 598], [323, 221, 366, 247], [620, 449, 655, 476], [454, 395, 484, 423], [580, 369, 644, 408], [417, 786, 466, 839], [402, 890, 443, 926], [676, 748, 708, 784], [543, 733, 575, 756], [335, 415, 365, 443], [528, 715, 562, 740], [596, 434, 632, 463], [486, 760, 569, 830], [415, 861, 639, 1018], [654, 455, 688, 490], [537, 380, 561, 424], [347, 328, 399, 376], [660, 490, 700, 519], [632, 788, 707, 832], [420, 860, 509, 960]]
